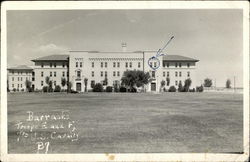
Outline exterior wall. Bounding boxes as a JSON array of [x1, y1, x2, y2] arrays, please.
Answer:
[[7, 69, 33, 91], [33, 61, 68, 90]]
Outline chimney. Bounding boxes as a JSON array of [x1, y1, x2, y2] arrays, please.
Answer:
[[122, 42, 127, 52]]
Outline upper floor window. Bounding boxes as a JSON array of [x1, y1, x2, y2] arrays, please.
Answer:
[[100, 71, 103, 77], [76, 62, 78, 68], [18, 77, 19, 81], [20, 77, 22, 81], [54, 72, 56, 77], [129, 62, 132, 68], [117, 62, 120, 68], [41, 72, 43, 77], [152, 71, 155, 78], [179, 63, 182, 67], [175, 81, 178, 86], [54, 81, 56, 86], [12, 71, 14, 74], [175, 71, 178, 77], [187, 63, 190, 68], [105, 62, 107, 68], [175, 63, 178, 68], [41, 63, 44, 68], [63, 63, 65, 68], [50, 63, 52, 68], [163, 71, 165, 77], [138, 62, 141, 68], [12, 77, 14, 81], [41, 81, 43, 86], [77, 71, 81, 78], [167, 71, 169, 77], [154, 62, 157, 68], [80, 62, 83, 68], [167, 63, 169, 68], [92, 62, 94, 68], [125, 62, 128, 68], [187, 71, 190, 77], [50, 72, 52, 77], [54, 63, 56, 68], [105, 71, 107, 77], [101, 62, 103, 68], [92, 71, 94, 77], [113, 71, 116, 77], [113, 62, 116, 68], [117, 71, 120, 77], [179, 71, 182, 77], [62, 71, 65, 77]]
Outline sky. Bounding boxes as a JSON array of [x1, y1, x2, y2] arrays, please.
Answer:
[[7, 9, 243, 87]]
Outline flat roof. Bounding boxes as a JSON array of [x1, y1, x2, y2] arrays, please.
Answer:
[[163, 55, 199, 62], [31, 54, 69, 62]]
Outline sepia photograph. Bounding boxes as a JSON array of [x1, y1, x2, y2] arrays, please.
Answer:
[[1, 1, 249, 161]]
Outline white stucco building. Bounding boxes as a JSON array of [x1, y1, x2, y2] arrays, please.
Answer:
[[7, 49, 199, 92]]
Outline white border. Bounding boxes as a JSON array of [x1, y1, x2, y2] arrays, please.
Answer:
[[1, 1, 249, 161]]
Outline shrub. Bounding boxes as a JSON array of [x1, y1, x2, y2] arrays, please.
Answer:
[[54, 85, 61, 92], [163, 87, 167, 92], [48, 87, 53, 93], [119, 87, 127, 92], [106, 86, 113, 92], [70, 90, 78, 94], [21, 89, 24, 92], [190, 88, 196, 92], [43, 86, 48, 92], [93, 83, 104, 92], [13, 88, 16, 92], [129, 87, 137, 93], [168, 86, 176, 92], [196, 85, 204, 92]]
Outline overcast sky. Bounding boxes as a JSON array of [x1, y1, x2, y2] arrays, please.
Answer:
[[7, 9, 243, 87]]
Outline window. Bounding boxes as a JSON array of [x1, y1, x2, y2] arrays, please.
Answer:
[[50, 63, 52, 68], [167, 63, 169, 68], [77, 71, 81, 78], [62, 71, 65, 77], [54, 81, 56, 86], [113, 71, 116, 77], [41, 63, 44, 68], [175, 80, 178, 86], [125, 62, 128, 68], [113, 62, 116, 68], [163, 71, 165, 77], [117, 71, 120, 77], [152, 71, 155, 78], [41, 72, 43, 77], [175, 63, 178, 67], [130, 62, 132, 68], [179, 63, 182, 67], [175, 71, 178, 77], [92, 62, 94, 68], [92, 71, 94, 77], [167, 72, 169, 77], [12, 77, 14, 81], [91, 80, 95, 88], [18, 84, 19, 88], [12, 84, 14, 88], [41, 81, 43, 86], [63, 63, 65, 68], [21, 84, 22, 88], [187, 63, 190, 68], [18, 77, 19, 81], [138, 62, 141, 68], [12, 71, 14, 74], [101, 62, 103, 68], [76, 62, 78, 68], [105, 62, 107, 68], [105, 71, 107, 77], [179, 72, 182, 77], [80, 62, 82, 67], [101, 71, 103, 77], [154, 62, 157, 68], [54, 63, 56, 68], [50, 72, 52, 77], [20, 77, 22, 81], [54, 72, 56, 77], [117, 62, 120, 68], [187, 72, 190, 77]]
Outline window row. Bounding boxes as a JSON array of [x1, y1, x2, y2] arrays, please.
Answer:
[[41, 71, 68, 77], [10, 71, 30, 75], [41, 80, 59, 86], [41, 62, 68, 68], [76, 62, 83, 68], [95, 71, 121, 77], [92, 62, 141, 68], [164, 63, 190, 68], [11, 77, 29, 81], [12, 84, 23, 88]]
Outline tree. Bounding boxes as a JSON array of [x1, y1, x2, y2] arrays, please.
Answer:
[[226, 79, 231, 88], [178, 81, 183, 92], [67, 81, 72, 93], [184, 78, 192, 92], [160, 80, 166, 92], [121, 70, 150, 91], [48, 80, 53, 92], [204, 78, 213, 87], [93, 83, 104, 92], [84, 78, 88, 92], [166, 77, 170, 86], [45, 76, 50, 92], [25, 80, 32, 92], [61, 77, 66, 91], [103, 77, 108, 86]]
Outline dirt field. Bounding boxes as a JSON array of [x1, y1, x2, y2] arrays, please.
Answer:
[[7, 92, 243, 153]]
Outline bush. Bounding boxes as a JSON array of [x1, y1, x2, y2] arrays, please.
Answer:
[[196, 85, 204, 92], [129, 87, 137, 93], [106, 86, 113, 92], [54, 85, 61, 92], [190, 88, 196, 92], [13, 88, 16, 92], [119, 87, 127, 92], [163, 87, 167, 92], [43, 86, 48, 92], [93, 83, 104, 92], [168, 86, 176, 92], [21, 89, 24, 92], [70, 90, 78, 94], [48, 87, 53, 93]]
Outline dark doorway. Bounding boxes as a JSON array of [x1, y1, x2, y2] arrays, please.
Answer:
[[76, 83, 81, 92], [151, 83, 156, 91]]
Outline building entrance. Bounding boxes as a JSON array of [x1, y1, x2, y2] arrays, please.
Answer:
[[151, 83, 156, 91], [76, 83, 81, 92]]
